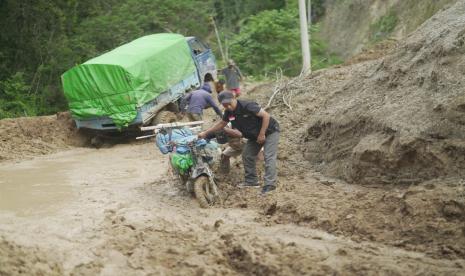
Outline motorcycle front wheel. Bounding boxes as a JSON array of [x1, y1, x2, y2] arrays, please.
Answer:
[[193, 176, 217, 208]]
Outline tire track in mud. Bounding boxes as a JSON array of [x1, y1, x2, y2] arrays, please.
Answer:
[[72, 142, 464, 275], [0, 140, 464, 275]]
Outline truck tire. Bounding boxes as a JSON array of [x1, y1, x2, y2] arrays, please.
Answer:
[[90, 135, 104, 148], [194, 176, 213, 208], [165, 102, 180, 113], [152, 110, 177, 125]]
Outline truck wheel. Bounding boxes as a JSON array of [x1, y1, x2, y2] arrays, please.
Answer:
[[153, 111, 177, 125], [90, 136, 104, 148], [165, 102, 179, 113], [194, 176, 213, 208]]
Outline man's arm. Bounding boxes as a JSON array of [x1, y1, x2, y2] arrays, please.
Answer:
[[255, 108, 270, 144], [236, 66, 244, 80], [198, 120, 228, 139], [223, 127, 242, 138], [205, 94, 222, 117]]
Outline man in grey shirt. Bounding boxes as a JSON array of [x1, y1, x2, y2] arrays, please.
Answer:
[[219, 59, 243, 97], [180, 83, 222, 121]]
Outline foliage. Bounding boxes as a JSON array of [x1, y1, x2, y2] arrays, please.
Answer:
[[370, 9, 398, 42], [229, 9, 301, 76], [285, 0, 326, 21], [0, 0, 337, 119], [213, 0, 286, 31], [0, 0, 214, 118], [229, 8, 341, 77], [311, 0, 327, 21], [0, 73, 35, 119]]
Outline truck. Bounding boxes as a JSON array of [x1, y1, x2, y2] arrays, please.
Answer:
[[61, 33, 217, 131]]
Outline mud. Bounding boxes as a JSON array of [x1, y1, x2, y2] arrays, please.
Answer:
[[1, 2, 465, 275], [0, 159, 72, 216], [0, 238, 63, 275], [0, 112, 87, 162], [222, 163, 465, 260], [255, 1, 465, 186], [1, 143, 464, 275]]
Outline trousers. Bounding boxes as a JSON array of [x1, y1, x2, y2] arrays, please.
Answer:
[[242, 131, 279, 187]]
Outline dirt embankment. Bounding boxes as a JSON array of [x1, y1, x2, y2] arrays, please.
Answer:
[[229, 0, 465, 260], [320, 0, 458, 59], [272, 0, 465, 186], [0, 112, 87, 162]]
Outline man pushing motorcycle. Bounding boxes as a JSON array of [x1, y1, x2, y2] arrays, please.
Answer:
[[198, 91, 280, 195]]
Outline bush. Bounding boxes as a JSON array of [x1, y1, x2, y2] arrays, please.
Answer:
[[0, 72, 36, 118]]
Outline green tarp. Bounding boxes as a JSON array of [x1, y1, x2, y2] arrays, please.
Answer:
[[61, 33, 196, 127]]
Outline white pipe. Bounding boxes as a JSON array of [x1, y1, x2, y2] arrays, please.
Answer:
[[298, 0, 311, 73]]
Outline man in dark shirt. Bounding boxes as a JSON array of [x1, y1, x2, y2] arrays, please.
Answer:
[[180, 83, 222, 121], [198, 91, 280, 195]]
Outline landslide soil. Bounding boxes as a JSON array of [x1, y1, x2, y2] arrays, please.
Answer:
[[1, 2, 465, 275], [231, 0, 465, 262]]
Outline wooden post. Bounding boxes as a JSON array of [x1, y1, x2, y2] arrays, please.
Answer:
[[211, 16, 226, 63]]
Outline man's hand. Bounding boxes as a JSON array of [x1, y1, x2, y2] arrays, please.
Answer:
[[198, 131, 207, 139], [257, 133, 266, 144]]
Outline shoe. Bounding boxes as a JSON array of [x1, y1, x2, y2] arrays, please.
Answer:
[[238, 182, 260, 188], [260, 185, 276, 195]]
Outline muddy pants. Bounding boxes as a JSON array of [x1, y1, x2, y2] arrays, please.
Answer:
[[242, 131, 279, 187]]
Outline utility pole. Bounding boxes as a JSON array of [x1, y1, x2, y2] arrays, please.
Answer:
[[298, 0, 311, 73], [307, 0, 312, 25]]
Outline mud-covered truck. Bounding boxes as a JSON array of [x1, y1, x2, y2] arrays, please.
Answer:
[[61, 33, 217, 131]]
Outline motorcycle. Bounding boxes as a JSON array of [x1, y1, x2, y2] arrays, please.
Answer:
[[168, 135, 221, 208], [138, 121, 221, 208]]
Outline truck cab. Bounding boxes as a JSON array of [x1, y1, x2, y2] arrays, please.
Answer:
[[187, 37, 217, 84]]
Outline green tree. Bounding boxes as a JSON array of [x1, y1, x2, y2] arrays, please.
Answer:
[[0, 0, 336, 118], [0, 72, 35, 118], [229, 8, 341, 77], [0, 0, 215, 118]]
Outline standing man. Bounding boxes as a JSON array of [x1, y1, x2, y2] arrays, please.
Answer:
[[198, 91, 280, 195], [180, 83, 222, 121], [219, 59, 243, 97]]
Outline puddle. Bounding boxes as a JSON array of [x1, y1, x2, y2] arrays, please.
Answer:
[[0, 160, 73, 216]]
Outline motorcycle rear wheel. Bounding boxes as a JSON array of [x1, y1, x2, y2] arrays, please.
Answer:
[[194, 176, 215, 208]]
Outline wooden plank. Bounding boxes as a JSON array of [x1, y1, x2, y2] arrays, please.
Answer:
[[136, 125, 203, 139], [140, 120, 204, 131]]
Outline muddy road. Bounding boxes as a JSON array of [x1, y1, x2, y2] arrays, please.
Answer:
[[0, 142, 463, 275], [2, 3, 465, 273]]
